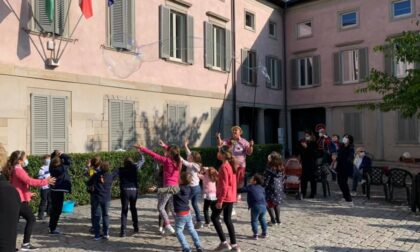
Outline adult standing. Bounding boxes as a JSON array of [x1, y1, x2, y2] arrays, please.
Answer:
[[216, 126, 254, 199], [336, 134, 355, 205], [3, 150, 56, 251], [298, 132, 318, 198]]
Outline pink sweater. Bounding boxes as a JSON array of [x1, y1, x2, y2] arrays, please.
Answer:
[[199, 172, 217, 200], [11, 165, 49, 202], [139, 147, 180, 187]]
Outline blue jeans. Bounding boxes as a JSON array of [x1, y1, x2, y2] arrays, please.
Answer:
[[175, 213, 201, 251], [92, 198, 110, 237], [352, 167, 363, 192], [251, 205, 267, 235], [190, 185, 202, 222]]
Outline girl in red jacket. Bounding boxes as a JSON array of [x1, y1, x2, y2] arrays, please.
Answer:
[[211, 145, 241, 252]]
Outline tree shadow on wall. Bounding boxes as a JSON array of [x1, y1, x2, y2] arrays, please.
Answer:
[[141, 110, 209, 147], [85, 135, 103, 152]]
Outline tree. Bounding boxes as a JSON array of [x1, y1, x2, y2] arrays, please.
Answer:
[[357, 24, 420, 118]]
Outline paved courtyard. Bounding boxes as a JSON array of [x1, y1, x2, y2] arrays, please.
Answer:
[[18, 184, 420, 252]]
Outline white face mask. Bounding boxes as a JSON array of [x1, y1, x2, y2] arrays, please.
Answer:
[[305, 136, 311, 141], [342, 137, 349, 144], [319, 132, 323, 137]]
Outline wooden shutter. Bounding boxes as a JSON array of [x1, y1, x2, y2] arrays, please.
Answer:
[[278, 59, 283, 90], [241, 49, 249, 84], [333, 52, 342, 85], [31, 95, 50, 155], [178, 106, 187, 124], [159, 5, 171, 59], [291, 58, 298, 89], [110, 0, 125, 49], [51, 96, 67, 152], [225, 29, 232, 72], [168, 105, 177, 124], [122, 102, 135, 149], [186, 15, 194, 64], [344, 112, 362, 143], [313, 55, 321, 87], [265, 56, 271, 87], [55, 0, 66, 36], [359, 47, 369, 82], [125, 0, 134, 51], [204, 22, 214, 68], [109, 101, 123, 150], [35, 0, 54, 33]]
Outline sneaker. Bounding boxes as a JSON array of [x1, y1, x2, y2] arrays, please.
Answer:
[[360, 179, 366, 185], [213, 242, 231, 251], [133, 227, 139, 233], [350, 191, 357, 197], [261, 233, 268, 239], [20, 244, 39, 251], [267, 222, 276, 227], [196, 247, 204, 252], [195, 222, 204, 230], [102, 234, 110, 240], [49, 229, 62, 235], [204, 223, 211, 228], [253, 234, 258, 240], [119, 232, 126, 237], [231, 208, 236, 216], [231, 245, 241, 252], [276, 221, 282, 226], [165, 225, 175, 235], [93, 236, 102, 241]]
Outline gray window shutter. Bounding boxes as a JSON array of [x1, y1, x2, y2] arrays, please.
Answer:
[[397, 112, 418, 143], [159, 5, 171, 59], [168, 105, 177, 124], [35, 0, 54, 33], [265, 56, 271, 87], [110, 0, 125, 49], [125, 0, 134, 51], [186, 15, 194, 64], [313, 55, 321, 87], [343, 113, 352, 136], [278, 59, 283, 90], [241, 49, 249, 84], [31, 95, 50, 155], [178, 106, 187, 123], [291, 59, 298, 89], [109, 101, 123, 150], [359, 47, 369, 82], [225, 29, 232, 72], [353, 113, 362, 143], [384, 47, 394, 76], [204, 22, 214, 68], [333, 52, 342, 85], [51, 96, 67, 152], [122, 102, 135, 149]]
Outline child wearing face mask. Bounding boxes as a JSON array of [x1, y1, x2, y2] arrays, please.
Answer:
[[37, 154, 52, 220], [351, 147, 372, 196]]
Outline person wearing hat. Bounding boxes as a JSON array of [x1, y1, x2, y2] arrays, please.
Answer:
[[216, 126, 254, 200]]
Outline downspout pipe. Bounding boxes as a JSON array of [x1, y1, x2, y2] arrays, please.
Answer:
[[282, 1, 289, 155], [231, 0, 237, 125]]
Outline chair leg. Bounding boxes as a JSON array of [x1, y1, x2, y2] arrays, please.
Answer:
[[362, 183, 366, 195], [384, 185, 389, 201], [389, 186, 393, 201], [366, 183, 370, 200], [406, 187, 411, 206], [327, 181, 331, 196], [322, 180, 327, 197]]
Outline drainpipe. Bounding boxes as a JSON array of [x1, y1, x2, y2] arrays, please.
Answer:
[[282, 1, 289, 154], [231, 0, 237, 125]]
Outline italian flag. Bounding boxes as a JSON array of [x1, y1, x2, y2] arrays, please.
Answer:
[[46, 0, 54, 22]]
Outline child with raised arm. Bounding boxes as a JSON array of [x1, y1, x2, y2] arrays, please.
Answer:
[[198, 166, 218, 227], [134, 142, 181, 234]]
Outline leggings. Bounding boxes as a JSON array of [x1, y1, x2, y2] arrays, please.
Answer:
[[203, 199, 216, 224], [157, 193, 174, 226], [211, 202, 236, 245], [267, 204, 281, 224], [19, 202, 36, 244]]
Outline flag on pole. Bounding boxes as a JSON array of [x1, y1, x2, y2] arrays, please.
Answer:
[[46, 0, 54, 22], [80, 0, 93, 18], [108, 0, 114, 7]]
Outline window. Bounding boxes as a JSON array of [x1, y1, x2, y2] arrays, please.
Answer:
[[334, 48, 369, 84], [291, 56, 320, 89], [339, 11, 358, 29], [266, 57, 281, 89], [241, 49, 257, 85], [394, 59, 414, 78], [298, 57, 314, 87], [109, 100, 135, 151], [205, 22, 231, 71], [33, 0, 68, 35], [344, 112, 362, 144], [167, 104, 187, 125], [213, 25, 226, 69], [297, 21, 312, 38], [392, 0, 413, 18], [109, 0, 135, 50], [31, 94, 68, 155], [245, 11, 255, 30], [397, 112, 418, 144], [268, 21, 277, 38], [160, 6, 194, 64]]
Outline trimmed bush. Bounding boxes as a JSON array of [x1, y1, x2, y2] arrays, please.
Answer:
[[27, 144, 281, 211]]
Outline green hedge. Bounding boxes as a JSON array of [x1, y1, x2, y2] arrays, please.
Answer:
[[27, 144, 281, 211]]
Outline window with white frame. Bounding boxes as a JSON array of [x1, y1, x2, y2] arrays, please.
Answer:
[[266, 57, 281, 89], [339, 10, 358, 29], [334, 48, 368, 85], [109, 0, 135, 51], [297, 21, 312, 38], [392, 0, 413, 19], [268, 21, 277, 38], [342, 49, 360, 83], [245, 11, 255, 30], [109, 100, 135, 151], [33, 0, 68, 36], [170, 11, 187, 61], [298, 57, 313, 87], [395, 59, 414, 78], [241, 50, 257, 85], [397, 112, 418, 144], [205, 22, 231, 71], [213, 26, 226, 70]]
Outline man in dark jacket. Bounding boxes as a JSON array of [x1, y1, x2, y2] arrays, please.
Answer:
[[0, 174, 21, 251], [298, 132, 318, 198]]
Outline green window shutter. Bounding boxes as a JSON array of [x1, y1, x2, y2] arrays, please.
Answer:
[[31, 95, 50, 155], [291, 59, 298, 89], [333, 52, 342, 85], [122, 102, 135, 149], [204, 22, 214, 68], [359, 47, 369, 82], [313, 55, 321, 87], [159, 5, 171, 59], [384, 47, 394, 76], [225, 29, 232, 72], [51, 96, 67, 152], [110, 0, 125, 49], [109, 101, 123, 150], [55, 0, 67, 36], [35, 0, 54, 33], [241, 49, 249, 84], [278, 59, 283, 90], [186, 15, 194, 64], [168, 105, 177, 124]]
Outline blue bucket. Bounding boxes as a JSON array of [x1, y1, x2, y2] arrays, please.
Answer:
[[62, 200, 75, 213]]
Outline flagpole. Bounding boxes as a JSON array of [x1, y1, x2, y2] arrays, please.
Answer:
[[57, 13, 83, 60], [55, 0, 73, 60]]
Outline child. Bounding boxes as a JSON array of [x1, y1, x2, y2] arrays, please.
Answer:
[[181, 139, 203, 229], [37, 154, 51, 220], [198, 166, 218, 227], [263, 152, 285, 226], [173, 172, 203, 252], [85, 156, 102, 233], [87, 161, 113, 240], [134, 143, 181, 234], [243, 174, 268, 240]]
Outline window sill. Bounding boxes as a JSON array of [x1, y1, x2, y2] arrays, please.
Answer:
[[339, 24, 359, 32], [269, 34, 278, 40], [297, 34, 313, 40], [164, 57, 190, 65], [24, 28, 75, 42], [244, 26, 256, 32], [101, 45, 138, 55], [266, 85, 281, 90], [297, 85, 316, 89], [391, 13, 416, 22], [207, 66, 228, 73], [242, 82, 258, 87]]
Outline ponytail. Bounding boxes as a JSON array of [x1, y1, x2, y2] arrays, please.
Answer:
[[168, 145, 181, 166], [2, 150, 25, 181]]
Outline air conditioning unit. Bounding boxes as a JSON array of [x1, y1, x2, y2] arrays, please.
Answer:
[[46, 58, 59, 68]]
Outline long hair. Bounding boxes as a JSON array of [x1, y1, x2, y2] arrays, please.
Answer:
[[190, 151, 202, 167], [168, 145, 181, 166], [179, 172, 192, 186], [207, 167, 218, 183], [0, 143, 8, 171], [267, 151, 284, 173], [90, 156, 102, 168], [219, 145, 237, 174], [2, 150, 26, 181]]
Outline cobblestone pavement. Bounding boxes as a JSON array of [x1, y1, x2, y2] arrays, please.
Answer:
[[18, 183, 420, 252]]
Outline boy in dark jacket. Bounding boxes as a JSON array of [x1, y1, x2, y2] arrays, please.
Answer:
[[88, 161, 113, 240], [173, 172, 203, 252], [49, 150, 72, 234], [0, 174, 20, 252]]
